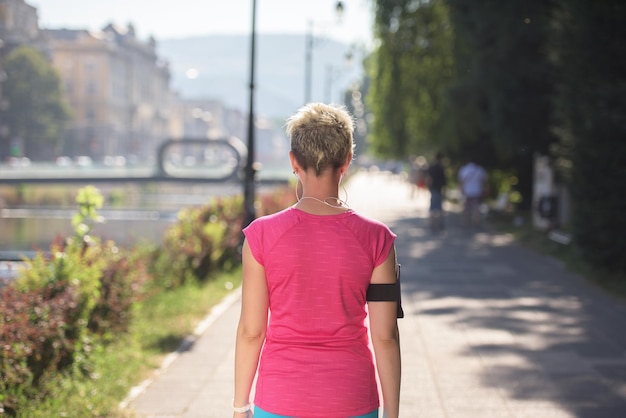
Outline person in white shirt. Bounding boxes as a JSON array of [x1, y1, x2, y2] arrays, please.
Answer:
[[458, 161, 488, 226]]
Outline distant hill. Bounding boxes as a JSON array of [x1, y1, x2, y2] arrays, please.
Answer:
[[158, 34, 363, 119]]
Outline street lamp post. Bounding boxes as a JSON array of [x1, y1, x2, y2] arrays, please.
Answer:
[[304, 20, 314, 104], [244, 1, 345, 229], [243, 0, 257, 229]]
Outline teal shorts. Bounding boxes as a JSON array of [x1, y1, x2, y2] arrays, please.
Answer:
[[254, 405, 378, 418]]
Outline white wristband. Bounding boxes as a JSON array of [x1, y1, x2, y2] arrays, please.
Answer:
[[233, 402, 251, 413]]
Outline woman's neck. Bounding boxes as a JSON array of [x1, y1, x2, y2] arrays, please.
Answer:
[[295, 185, 349, 214], [294, 168, 348, 214]]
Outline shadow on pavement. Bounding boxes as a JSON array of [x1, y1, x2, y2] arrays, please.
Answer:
[[387, 206, 626, 417]]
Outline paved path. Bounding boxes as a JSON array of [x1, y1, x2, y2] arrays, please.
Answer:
[[125, 170, 626, 418]]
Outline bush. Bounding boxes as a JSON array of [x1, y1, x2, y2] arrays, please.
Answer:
[[0, 280, 81, 413], [0, 186, 149, 415], [150, 187, 295, 290], [88, 242, 149, 337], [154, 195, 244, 288]]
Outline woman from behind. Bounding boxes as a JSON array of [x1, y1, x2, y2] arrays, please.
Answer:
[[233, 103, 401, 418]]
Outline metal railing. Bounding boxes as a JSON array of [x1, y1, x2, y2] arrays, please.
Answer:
[[0, 138, 249, 184]]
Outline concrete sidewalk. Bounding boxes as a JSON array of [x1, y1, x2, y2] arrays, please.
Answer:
[[125, 170, 626, 418]]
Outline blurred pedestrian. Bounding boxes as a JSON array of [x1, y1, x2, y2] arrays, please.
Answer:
[[408, 155, 428, 199], [458, 159, 488, 226], [427, 152, 447, 231], [233, 103, 402, 418]]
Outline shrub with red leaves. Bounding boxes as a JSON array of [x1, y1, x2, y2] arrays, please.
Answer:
[[0, 281, 81, 411]]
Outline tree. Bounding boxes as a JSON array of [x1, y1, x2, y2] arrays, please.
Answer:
[[552, 0, 626, 274], [1, 46, 71, 161], [367, 0, 455, 160], [444, 0, 557, 207]]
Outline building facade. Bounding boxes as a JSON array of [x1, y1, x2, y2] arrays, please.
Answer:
[[43, 23, 177, 163], [0, 0, 38, 48], [1, 1, 262, 168]]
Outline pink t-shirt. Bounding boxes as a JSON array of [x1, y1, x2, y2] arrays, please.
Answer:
[[243, 207, 396, 417]]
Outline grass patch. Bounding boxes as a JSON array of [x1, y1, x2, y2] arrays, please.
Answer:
[[133, 269, 240, 361], [15, 268, 242, 418], [488, 211, 626, 299]]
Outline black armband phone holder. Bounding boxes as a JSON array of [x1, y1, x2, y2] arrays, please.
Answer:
[[366, 264, 404, 318]]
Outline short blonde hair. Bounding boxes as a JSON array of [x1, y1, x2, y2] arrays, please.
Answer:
[[285, 103, 355, 175]]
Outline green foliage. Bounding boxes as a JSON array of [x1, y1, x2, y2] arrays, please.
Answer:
[[150, 187, 295, 290], [6, 267, 242, 417], [0, 186, 148, 414], [7, 187, 109, 399], [552, 0, 626, 274], [72, 185, 105, 239], [488, 169, 523, 207], [1, 46, 71, 160], [443, 0, 557, 207], [368, 0, 455, 158], [154, 195, 244, 288], [87, 242, 149, 337], [19, 185, 107, 319], [368, 0, 558, 207], [15, 241, 105, 369]]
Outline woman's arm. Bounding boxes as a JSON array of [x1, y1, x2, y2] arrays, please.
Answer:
[[368, 246, 401, 418], [233, 239, 269, 417]]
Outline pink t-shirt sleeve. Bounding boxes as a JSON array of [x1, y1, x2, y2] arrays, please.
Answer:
[[372, 222, 396, 267], [349, 214, 396, 269], [242, 220, 264, 265]]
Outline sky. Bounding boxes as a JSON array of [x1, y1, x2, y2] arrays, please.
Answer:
[[29, 0, 374, 46]]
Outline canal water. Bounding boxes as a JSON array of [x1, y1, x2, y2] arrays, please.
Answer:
[[0, 182, 242, 254], [1, 208, 177, 252]]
